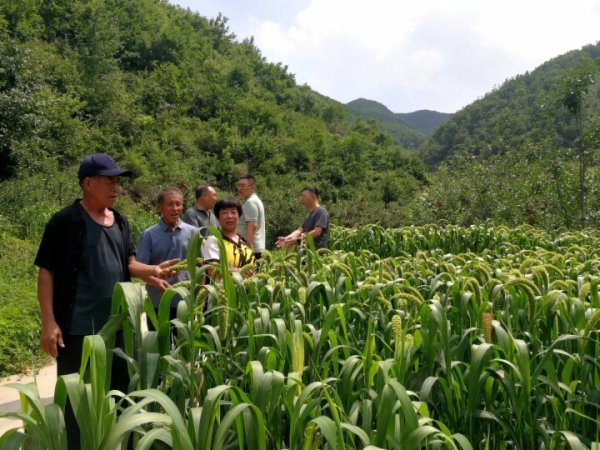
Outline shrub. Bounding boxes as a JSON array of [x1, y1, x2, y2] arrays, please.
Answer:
[[0, 230, 47, 376]]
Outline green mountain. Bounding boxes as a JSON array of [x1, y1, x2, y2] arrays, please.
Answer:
[[0, 0, 428, 242], [420, 43, 600, 166], [346, 98, 451, 149], [397, 109, 452, 135], [411, 42, 600, 229]]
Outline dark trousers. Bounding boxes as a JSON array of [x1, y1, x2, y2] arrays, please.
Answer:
[[57, 333, 130, 450]]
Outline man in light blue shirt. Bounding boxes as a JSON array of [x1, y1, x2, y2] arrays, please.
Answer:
[[137, 187, 197, 319]]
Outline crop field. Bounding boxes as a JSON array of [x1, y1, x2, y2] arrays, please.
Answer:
[[2, 224, 600, 449]]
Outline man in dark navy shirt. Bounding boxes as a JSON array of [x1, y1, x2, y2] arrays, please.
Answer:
[[35, 153, 178, 449]]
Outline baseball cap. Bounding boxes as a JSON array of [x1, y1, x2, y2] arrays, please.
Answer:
[[78, 153, 132, 181]]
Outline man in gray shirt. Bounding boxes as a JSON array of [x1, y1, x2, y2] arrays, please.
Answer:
[[236, 175, 266, 258], [275, 186, 330, 249], [182, 184, 218, 236]]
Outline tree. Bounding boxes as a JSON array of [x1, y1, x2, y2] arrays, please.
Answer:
[[559, 55, 597, 228], [381, 174, 400, 209]]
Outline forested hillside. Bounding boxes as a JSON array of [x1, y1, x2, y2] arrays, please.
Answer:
[[421, 44, 600, 166], [412, 43, 600, 229], [0, 0, 427, 245], [2, 0, 600, 238]]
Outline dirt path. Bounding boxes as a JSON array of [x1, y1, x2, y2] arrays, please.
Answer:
[[0, 362, 57, 436]]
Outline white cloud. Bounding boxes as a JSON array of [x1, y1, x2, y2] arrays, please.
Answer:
[[172, 0, 600, 112]]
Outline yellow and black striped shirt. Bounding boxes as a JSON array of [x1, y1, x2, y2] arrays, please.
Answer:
[[201, 234, 254, 269]]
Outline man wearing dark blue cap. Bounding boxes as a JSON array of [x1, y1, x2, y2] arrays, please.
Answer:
[[34, 153, 179, 449]]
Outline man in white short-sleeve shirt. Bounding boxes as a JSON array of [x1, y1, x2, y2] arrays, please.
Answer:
[[236, 174, 265, 258]]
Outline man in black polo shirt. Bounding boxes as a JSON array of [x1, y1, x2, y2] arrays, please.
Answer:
[[35, 153, 178, 449]]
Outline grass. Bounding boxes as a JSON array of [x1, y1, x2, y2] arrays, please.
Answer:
[[0, 227, 48, 377]]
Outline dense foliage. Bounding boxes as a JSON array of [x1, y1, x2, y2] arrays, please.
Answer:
[[420, 45, 600, 166], [411, 44, 600, 229], [408, 147, 600, 228], [0, 0, 427, 242], [0, 225, 46, 377], [2, 1, 600, 238], [2, 225, 599, 448]]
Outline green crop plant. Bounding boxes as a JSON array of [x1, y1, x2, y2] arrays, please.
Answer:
[[4, 224, 600, 447]]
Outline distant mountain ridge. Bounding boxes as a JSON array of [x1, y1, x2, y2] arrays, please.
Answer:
[[397, 109, 453, 135], [345, 98, 451, 149]]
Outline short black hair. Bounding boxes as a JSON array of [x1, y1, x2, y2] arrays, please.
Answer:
[[156, 187, 183, 204], [214, 198, 242, 218], [301, 186, 319, 198], [194, 184, 213, 200], [239, 174, 256, 185]]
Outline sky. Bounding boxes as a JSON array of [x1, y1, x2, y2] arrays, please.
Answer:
[[169, 0, 600, 113]]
